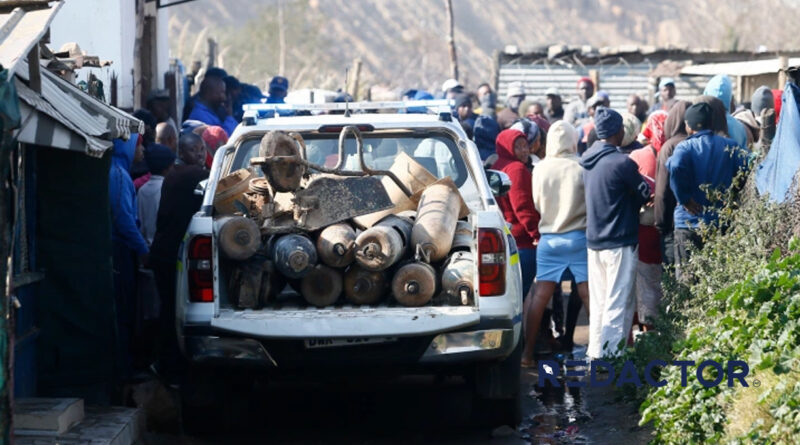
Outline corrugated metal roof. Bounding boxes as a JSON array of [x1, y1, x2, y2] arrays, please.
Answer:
[[681, 58, 800, 77], [14, 58, 143, 157], [498, 62, 716, 110], [0, 1, 62, 73]]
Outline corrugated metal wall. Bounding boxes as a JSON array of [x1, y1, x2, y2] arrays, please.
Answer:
[[498, 62, 718, 110]]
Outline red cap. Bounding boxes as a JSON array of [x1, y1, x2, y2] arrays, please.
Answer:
[[577, 77, 594, 88]]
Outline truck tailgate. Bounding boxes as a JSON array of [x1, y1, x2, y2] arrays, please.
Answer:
[[210, 305, 480, 338]]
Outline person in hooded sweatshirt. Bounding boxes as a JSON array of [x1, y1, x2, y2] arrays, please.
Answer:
[[492, 129, 540, 300], [654, 100, 691, 265], [579, 107, 652, 359], [523, 121, 590, 365], [109, 135, 150, 378], [473, 114, 500, 163], [703, 74, 748, 148], [667, 103, 748, 281]]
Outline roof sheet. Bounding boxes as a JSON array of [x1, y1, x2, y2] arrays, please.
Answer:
[[0, 1, 62, 72]]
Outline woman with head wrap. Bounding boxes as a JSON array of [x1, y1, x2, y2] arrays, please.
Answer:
[[653, 100, 691, 266], [201, 125, 229, 169], [628, 110, 668, 331], [510, 118, 544, 165], [523, 121, 590, 365]]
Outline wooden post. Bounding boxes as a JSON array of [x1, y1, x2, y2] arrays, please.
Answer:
[[444, 0, 458, 81], [27, 44, 41, 94], [206, 38, 217, 69], [349, 58, 362, 101], [589, 69, 600, 92], [778, 55, 788, 89], [277, 0, 286, 75]]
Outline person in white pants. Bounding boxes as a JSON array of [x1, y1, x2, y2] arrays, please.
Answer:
[[579, 107, 653, 360]]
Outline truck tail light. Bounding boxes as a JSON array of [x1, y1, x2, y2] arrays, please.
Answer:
[[478, 228, 506, 296], [188, 235, 214, 302]]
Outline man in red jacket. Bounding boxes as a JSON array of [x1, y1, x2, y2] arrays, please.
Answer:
[[492, 129, 541, 301]]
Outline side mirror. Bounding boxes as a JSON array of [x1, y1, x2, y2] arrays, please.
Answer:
[[194, 179, 208, 196], [485, 169, 511, 198]]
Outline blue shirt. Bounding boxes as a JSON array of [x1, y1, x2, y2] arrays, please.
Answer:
[[187, 101, 238, 136], [667, 130, 747, 229]]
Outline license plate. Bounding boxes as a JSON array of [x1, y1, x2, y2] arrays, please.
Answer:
[[304, 337, 398, 349]]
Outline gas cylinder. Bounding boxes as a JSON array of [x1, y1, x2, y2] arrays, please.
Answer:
[[411, 182, 460, 262], [451, 221, 473, 252], [259, 131, 306, 192], [218, 216, 261, 260], [343, 265, 387, 305], [354, 215, 413, 271], [300, 264, 343, 307], [316, 223, 357, 268], [270, 234, 318, 279], [391, 261, 438, 307], [441, 251, 475, 305]]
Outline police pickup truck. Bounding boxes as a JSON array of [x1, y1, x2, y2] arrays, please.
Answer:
[[175, 100, 522, 430]]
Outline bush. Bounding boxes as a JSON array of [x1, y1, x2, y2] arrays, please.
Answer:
[[618, 172, 800, 444]]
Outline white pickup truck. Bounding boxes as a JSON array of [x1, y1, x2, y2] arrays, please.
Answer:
[[175, 101, 523, 430]]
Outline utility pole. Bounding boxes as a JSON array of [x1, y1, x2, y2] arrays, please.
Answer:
[[444, 0, 458, 81], [277, 0, 286, 75]]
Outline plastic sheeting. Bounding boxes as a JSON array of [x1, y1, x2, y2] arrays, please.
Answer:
[[756, 84, 800, 203]]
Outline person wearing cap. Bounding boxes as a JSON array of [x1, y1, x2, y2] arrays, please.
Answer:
[[579, 107, 652, 359], [564, 77, 595, 127], [497, 81, 526, 129], [137, 144, 176, 246], [441, 78, 464, 100], [187, 71, 238, 137], [267, 75, 289, 104], [666, 102, 748, 280], [650, 77, 677, 113], [545, 87, 564, 123]]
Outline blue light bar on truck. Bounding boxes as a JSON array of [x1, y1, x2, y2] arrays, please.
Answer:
[[243, 99, 453, 112]]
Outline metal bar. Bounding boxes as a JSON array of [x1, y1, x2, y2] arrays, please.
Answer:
[[156, 0, 202, 9]]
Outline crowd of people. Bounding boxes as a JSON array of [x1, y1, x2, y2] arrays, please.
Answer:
[[437, 75, 777, 365], [109, 65, 781, 385], [110, 68, 293, 383]]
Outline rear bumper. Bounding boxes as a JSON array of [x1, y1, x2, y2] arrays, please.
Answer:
[[181, 316, 518, 369]]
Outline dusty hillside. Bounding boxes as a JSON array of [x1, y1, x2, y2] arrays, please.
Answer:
[[168, 0, 800, 93]]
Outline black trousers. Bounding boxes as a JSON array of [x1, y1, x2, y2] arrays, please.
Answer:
[[674, 228, 703, 281]]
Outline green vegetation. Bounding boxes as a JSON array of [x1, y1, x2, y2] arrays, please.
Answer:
[[614, 173, 800, 444]]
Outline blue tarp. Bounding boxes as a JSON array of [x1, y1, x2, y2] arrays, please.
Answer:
[[756, 83, 800, 203]]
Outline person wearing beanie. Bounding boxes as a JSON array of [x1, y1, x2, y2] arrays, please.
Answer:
[[579, 107, 652, 360], [492, 129, 541, 301], [137, 144, 176, 246], [453, 93, 478, 138], [667, 102, 748, 279], [523, 121, 591, 365]]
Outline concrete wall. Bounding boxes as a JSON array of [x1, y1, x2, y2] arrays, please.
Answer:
[[49, 0, 171, 110]]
